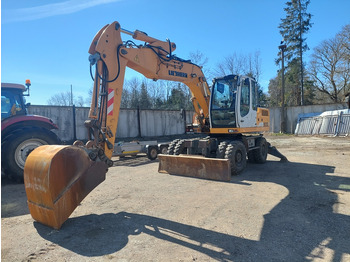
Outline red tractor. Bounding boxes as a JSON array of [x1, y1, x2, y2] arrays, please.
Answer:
[[1, 80, 60, 181]]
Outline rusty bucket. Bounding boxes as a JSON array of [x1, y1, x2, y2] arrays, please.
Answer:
[[24, 145, 108, 229]]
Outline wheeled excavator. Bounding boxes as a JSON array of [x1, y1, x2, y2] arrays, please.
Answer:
[[24, 21, 287, 229]]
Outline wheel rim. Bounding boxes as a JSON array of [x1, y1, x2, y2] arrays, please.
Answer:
[[150, 149, 158, 159], [15, 138, 48, 169], [161, 147, 168, 154]]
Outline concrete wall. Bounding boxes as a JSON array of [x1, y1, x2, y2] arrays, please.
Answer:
[[28, 103, 349, 141], [28, 105, 194, 142], [269, 103, 348, 133]]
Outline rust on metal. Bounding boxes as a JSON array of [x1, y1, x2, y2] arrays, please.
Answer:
[[24, 145, 108, 229], [158, 154, 231, 181]]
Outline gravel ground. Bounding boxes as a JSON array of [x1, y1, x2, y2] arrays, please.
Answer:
[[1, 134, 350, 262]]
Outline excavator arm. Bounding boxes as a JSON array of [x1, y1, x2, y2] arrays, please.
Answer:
[[87, 21, 211, 160], [23, 21, 213, 229], [80, 20, 214, 164]]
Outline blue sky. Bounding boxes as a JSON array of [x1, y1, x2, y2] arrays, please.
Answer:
[[1, 0, 350, 105]]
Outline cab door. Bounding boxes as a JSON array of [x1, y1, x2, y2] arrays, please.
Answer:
[[237, 77, 257, 128]]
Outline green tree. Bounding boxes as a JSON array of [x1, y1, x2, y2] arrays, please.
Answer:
[[278, 0, 312, 105], [139, 81, 152, 109], [126, 77, 140, 108], [167, 85, 187, 110], [268, 76, 281, 107], [121, 88, 130, 108]]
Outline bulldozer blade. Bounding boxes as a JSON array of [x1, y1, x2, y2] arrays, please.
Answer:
[[24, 145, 108, 229], [158, 154, 231, 181]]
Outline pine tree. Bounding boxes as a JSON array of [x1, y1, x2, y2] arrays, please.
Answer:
[[278, 0, 312, 105], [139, 81, 152, 109]]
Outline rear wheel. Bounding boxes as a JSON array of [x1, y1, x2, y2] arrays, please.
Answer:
[[249, 137, 268, 164], [225, 141, 247, 175], [2, 129, 60, 182]]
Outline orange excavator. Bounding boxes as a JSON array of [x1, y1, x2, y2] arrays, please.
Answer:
[[24, 21, 286, 229]]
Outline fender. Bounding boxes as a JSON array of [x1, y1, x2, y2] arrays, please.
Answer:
[[1, 115, 58, 136]]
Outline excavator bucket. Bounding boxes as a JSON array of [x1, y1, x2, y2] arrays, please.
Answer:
[[24, 145, 108, 229], [158, 154, 231, 181]]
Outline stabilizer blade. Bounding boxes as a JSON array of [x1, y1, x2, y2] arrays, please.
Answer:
[[158, 154, 231, 181]]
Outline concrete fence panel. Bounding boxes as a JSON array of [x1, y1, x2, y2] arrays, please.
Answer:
[[28, 105, 194, 142], [28, 103, 348, 141]]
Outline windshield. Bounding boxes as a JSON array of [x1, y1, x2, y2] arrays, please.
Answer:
[[1, 89, 25, 120], [210, 77, 238, 128]]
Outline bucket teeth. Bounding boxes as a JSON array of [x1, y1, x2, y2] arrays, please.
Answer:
[[24, 145, 107, 229], [158, 154, 231, 181]]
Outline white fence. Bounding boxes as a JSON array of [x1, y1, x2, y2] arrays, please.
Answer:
[[295, 109, 350, 136], [269, 103, 348, 134]]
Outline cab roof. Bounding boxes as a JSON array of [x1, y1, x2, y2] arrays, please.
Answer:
[[1, 83, 26, 91]]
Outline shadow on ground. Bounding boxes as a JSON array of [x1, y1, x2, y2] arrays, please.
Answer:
[[34, 160, 350, 261], [112, 155, 158, 167], [1, 176, 29, 218]]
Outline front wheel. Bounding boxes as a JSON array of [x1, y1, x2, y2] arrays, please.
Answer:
[[2, 129, 60, 182]]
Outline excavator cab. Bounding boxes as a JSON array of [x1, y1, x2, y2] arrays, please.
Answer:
[[209, 75, 259, 130], [210, 75, 240, 128]]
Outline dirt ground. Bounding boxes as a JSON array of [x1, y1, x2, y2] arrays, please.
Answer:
[[1, 134, 350, 262]]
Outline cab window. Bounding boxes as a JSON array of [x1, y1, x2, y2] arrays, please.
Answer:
[[1, 90, 24, 120], [240, 78, 250, 117], [252, 80, 257, 110]]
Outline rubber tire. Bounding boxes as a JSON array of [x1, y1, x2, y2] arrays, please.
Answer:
[[160, 145, 168, 155], [247, 150, 257, 163], [216, 141, 228, 159], [147, 146, 158, 160], [225, 141, 247, 175], [174, 140, 186, 155], [253, 137, 268, 164], [2, 128, 60, 182], [167, 139, 180, 155]]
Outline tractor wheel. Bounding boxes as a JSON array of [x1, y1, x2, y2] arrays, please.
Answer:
[[225, 141, 247, 175], [2, 129, 60, 182]]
